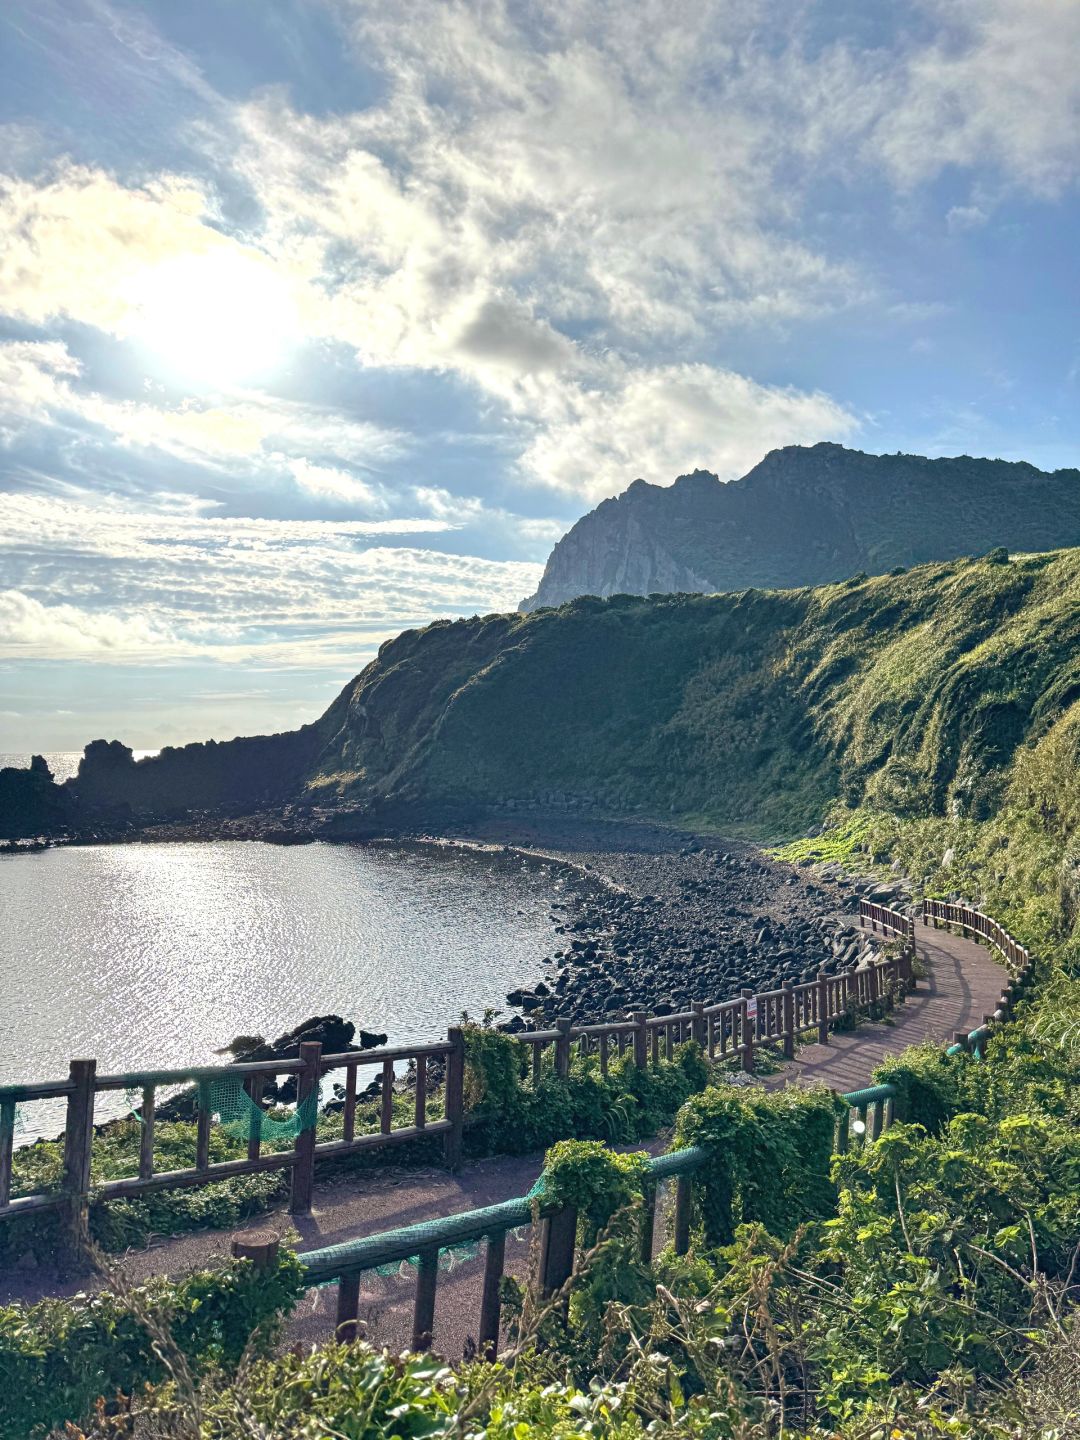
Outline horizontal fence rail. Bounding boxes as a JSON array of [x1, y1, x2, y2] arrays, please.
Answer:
[[289, 1080, 902, 1357]]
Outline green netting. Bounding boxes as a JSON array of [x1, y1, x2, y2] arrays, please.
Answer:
[[320, 1172, 549, 1284], [124, 1075, 320, 1139], [206, 1075, 320, 1140]]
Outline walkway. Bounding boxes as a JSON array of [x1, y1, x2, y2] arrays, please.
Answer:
[[0, 921, 1007, 1357], [769, 918, 1006, 1092]]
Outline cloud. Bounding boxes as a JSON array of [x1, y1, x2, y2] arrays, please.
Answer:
[[287, 458, 390, 508], [0, 164, 235, 335], [0, 493, 542, 665], [0, 590, 179, 657], [869, 0, 1080, 198], [514, 363, 860, 498], [0, 339, 405, 476]]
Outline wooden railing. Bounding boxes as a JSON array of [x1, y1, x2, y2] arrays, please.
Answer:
[[922, 898, 1034, 1052], [0, 907, 918, 1248], [281, 1079, 901, 1356], [0, 1032, 465, 1255]]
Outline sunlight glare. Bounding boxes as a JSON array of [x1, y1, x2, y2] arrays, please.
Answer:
[[129, 247, 299, 384]]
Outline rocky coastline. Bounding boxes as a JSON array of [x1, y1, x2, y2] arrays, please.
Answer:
[[452, 817, 909, 1030]]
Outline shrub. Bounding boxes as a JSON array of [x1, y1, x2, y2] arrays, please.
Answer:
[[462, 1026, 711, 1157], [0, 1249, 304, 1440], [673, 1084, 843, 1245]]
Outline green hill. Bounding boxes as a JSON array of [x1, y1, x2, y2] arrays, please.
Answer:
[[301, 545, 1080, 841]]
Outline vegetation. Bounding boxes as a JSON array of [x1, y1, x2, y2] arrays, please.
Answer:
[[11, 551, 1080, 1433], [295, 546, 1080, 841], [48, 997, 1080, 1436], [0, 1248, 303, 1440], [462, 1027, 710, 1156]]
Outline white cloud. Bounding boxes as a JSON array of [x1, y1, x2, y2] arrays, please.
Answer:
[[2, 0, 1077, 523], [287, 458, 389, 508], [0, 339, 404, 475], [514, 363, 859, 498], [0, 494, 542, 665], [870, 0, 1080, 198], [0, 590, 179, 657]]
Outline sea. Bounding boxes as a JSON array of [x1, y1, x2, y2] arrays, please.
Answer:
[[0, 753, 561, 1141]]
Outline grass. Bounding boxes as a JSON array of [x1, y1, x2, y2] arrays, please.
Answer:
[[294, 548, 1080, 850]]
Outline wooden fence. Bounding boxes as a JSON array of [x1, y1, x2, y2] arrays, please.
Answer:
[[282, 1079, 902, 1356], [0, 901, 916, 1250], [922, 898, 1033, 1052], [0, 1034, 465, 1254]]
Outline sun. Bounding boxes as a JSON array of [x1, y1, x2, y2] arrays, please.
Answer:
[[128, 247, 299, 385]]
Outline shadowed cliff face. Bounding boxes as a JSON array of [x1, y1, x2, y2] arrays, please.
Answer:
[[520, 443, 1080, 611], [0, 756, 75, 838], [70, 727, 328, 821]]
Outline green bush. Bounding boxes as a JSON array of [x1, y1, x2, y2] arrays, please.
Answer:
[[0, 1249, 304, 1440], [673, 1083, 844, 1245], [463, 1027, 710, 1157], [872, 1042, 975, 1133]]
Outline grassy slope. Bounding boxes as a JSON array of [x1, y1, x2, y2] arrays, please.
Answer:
[[308, 547, 1080, 844]]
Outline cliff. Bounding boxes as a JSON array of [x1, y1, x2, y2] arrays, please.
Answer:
[[520, 444, 1080, 610]]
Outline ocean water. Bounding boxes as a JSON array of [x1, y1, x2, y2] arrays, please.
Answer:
[[0, 838, 562, 1140]]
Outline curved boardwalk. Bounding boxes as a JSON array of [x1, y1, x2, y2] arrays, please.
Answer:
[[767, 918, 1007, 1093], [0, 922, 1007, 1357]]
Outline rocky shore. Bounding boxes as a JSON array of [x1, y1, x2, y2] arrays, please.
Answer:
[[441, 814, 911, 1029], [2, 796, 911, 1038]]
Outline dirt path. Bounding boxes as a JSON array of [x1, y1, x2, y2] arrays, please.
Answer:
[[0, 920, 1006, 1358]]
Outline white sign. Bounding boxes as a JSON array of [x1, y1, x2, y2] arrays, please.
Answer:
[[745, 998, 758, 1019]]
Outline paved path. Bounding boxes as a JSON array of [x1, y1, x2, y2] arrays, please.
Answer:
[[0, 920, 1006, 1358]]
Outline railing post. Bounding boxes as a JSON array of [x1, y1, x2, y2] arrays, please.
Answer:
[[289, 1040, 322, 1216], [781, 983, 795, 1059], [61, 1058, 96, 1267], [335, 1274, 362, 1342], [412, 1245, 439, 1351], [639, 1181, 657, 1264], [832, 1092, 849, 1154], [690, 1001, 706, 1048], [479, 1229, 507, 1359], [868, 1100, 884, 1142], [673, 1174, 692, 1255], [538, 1204, 577, 1297], [632, 1011, 648, 1069], [444, 1025, 465, 1171], [554, 1018, 573, 1078], [231, 1228, 280, 1269], [816, 970, 830, 1044], [740, 990, 755, 1074]]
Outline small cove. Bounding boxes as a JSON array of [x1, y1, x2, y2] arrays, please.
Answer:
[[0, 839, 562, 1138]]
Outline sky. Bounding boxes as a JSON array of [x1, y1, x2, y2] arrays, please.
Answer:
[[1, 0, 1078, 753]]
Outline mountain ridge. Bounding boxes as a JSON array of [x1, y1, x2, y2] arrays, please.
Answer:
[[520, 442, 1080, 610]]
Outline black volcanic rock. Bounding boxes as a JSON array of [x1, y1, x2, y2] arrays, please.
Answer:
[[0, 756, 74, 838], [520, 443, 1080, 611]]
